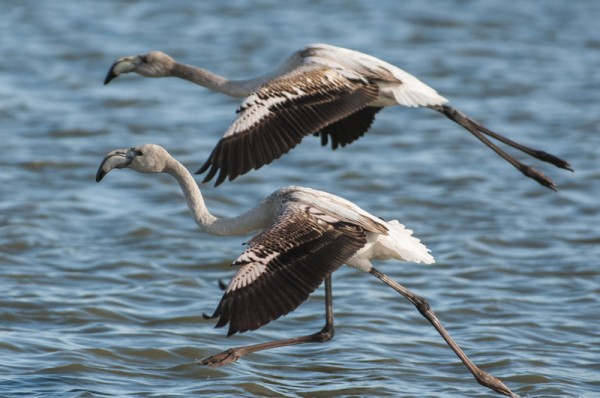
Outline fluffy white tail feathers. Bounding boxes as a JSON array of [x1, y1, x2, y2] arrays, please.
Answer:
[[345, 219, 434, 272], [382, 220, 435, 264]]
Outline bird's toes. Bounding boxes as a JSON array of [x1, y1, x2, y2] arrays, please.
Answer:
[[198, 348, 241, 368]]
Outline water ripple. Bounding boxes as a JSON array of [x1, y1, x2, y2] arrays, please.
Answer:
[[1, 0, 598, 397]]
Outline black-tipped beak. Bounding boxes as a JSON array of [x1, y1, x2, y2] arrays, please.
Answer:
[[104, 66, 118, 85], [95, 167, 108, 182], [103, 56, 140, 85], [96, 149, 132, 182]]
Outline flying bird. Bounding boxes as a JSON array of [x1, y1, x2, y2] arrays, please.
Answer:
[[105, 43, 571, 189], [96, 144, 516, 397]]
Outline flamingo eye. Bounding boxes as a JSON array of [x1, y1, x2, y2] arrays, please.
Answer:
[[128, 148, 143, 157]]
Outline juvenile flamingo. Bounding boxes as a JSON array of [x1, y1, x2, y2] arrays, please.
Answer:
[[96, 144, 516, 397], [105, 43, 571, 188]]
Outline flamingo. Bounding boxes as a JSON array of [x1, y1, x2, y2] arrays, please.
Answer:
[[96, 143, 516, 397], [104, 43, 571, 189]]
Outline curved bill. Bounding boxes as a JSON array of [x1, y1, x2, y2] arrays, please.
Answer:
[[96, 149, 132, 182], [104, 57, 140, 85]]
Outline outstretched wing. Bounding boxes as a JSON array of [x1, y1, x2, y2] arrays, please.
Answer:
[[210, 201, 367, 336], [197, 64, 380, 186], [319, 106, 382, 149]]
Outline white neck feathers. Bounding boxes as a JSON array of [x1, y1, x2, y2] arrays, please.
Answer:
[[164, 158, 271, 236]]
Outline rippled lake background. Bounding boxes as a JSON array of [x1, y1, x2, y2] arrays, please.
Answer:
[[1, 1, 599, 397]]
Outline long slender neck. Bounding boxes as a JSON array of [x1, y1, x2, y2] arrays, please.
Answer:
[[171, 62, 268, 98], [165, 158, 272, 236]]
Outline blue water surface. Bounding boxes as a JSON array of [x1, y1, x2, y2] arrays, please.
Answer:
[[1, 1, 599, 397]]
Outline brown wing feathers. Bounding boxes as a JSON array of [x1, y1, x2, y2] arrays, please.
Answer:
[[197, 69, 380, 186], [320, 106, 382, 149], [210, 210, 367, 336]]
